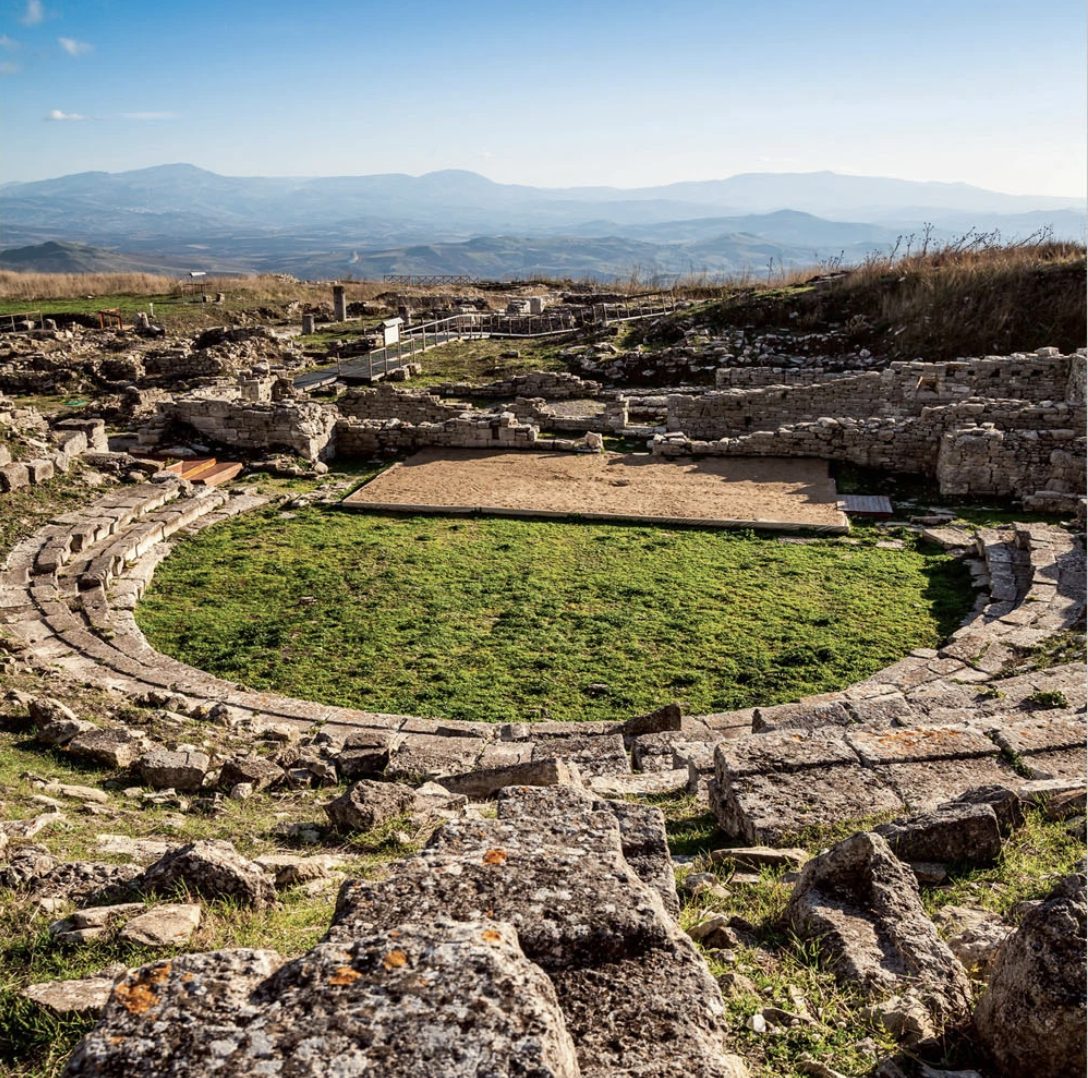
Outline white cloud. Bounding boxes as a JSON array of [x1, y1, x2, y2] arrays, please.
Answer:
[[45, 109, 86, 121], [19, 0, 44, 26], [58, 36, 92, 56], [0, 61, 19, 75], [0, 35, 19, 50], [478, 151, 494, 160], [122, 111, 178, 121]]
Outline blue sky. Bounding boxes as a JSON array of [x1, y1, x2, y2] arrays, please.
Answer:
[[1, 0, 1084, 196]]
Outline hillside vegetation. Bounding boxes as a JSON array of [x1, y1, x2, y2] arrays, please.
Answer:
[[643, 238, 1088, 360]]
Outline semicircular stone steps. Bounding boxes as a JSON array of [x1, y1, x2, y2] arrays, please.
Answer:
[[1, 484, 1084, 814]]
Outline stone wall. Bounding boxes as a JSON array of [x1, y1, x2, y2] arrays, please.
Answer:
[[338, 384, 466, 425], [0, 415, 107, 495], [149, 397, 338, 462], [652, 397, 1087, 504], [511, 397, 630, 435], [715, 368, 855, 389], [1067, 353, 1086, 404], [672, 353, 1078, 439], [333, 412, 539, 457], [937, 425, 1086, 503]]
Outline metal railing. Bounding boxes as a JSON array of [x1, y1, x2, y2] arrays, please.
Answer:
[[294, 301, 685, 388]]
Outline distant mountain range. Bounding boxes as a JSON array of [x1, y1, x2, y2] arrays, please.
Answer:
[[1, 165, 1083, 280]]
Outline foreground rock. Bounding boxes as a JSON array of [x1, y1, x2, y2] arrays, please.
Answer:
[[62, 785, 746, 1078], [874, 802, 1002, 866], [65, 922, 580, 1078], [331, 784, 733, 1076], [119, 904, 202, 947], [323, 779, 414, 833], [786, 832, 972, 1021], [23, 976, 119, 1018], [136, 750, 211, 792], [974, 868, 1087, 1078], [137, 840, 275, 908], [931, 905, 1012, 980]]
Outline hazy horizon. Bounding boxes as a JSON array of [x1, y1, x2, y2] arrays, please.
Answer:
[[3, 163, 1085, 205], [0, 0, 1084, 198]]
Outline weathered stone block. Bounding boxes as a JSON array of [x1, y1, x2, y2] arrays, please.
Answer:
[[752, 700, 853, 733], [439, 757, 578, 799], [138, 840, 275, 908], [68, 728, 150, 770], [787, 831, 972, 1020], [120, 903, 202, 947], [137, 750, 210, 792], [385, 734, 487, 782], [874, 802, 1003, 865], [531, 733, 630, 779], [845, 724, 1001, 766], [974, 870, 1086, 1078], [218, 755, 284, 791], [712, 763, 904, 844]]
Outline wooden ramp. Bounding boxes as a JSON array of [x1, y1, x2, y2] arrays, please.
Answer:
[[155, 457, 245, 487], [842, 494, 894, 518]]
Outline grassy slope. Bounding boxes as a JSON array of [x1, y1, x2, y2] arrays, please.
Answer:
[[135, 509, 975, 723]]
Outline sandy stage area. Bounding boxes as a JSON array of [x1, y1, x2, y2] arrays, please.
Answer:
[[342, 450, 849, 531]]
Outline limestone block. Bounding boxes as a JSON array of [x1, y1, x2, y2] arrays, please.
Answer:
[[120, 903, 202, 947], [0, 461, 30, 492], [787, 832, 972, 1020], [137, 840, 276, 908], [874, 802, 1003, 865], [439, 757, 579, 799], [752, 700, 853, 733], [324, 780, 415, 833], [531, 733, 630, 779], [712, 763, 904, 844], [333, 786, 732, 1076], [25, 458, 55, 485], [974, 870, 1086, 1078], [137, 750, 211, 792], [23, 976, 117, 1018], [385, 734, 487, 782], [68, 727, 152, 769]]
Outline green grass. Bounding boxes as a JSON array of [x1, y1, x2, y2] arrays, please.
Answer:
[[0, 293, 180, 319], [134, 508, 975, 724], [404, 337, 575, 387], [919, 807, 1085, 922]]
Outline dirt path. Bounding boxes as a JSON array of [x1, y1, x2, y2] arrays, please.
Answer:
[[343, 449, 848, 530]]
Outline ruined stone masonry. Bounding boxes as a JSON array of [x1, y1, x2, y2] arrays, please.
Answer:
[[130, 350, 1085, 514]]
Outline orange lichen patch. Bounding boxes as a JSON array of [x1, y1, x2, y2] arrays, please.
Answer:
[[382, 950, 408, 971], [328, 966, 363, 986], [112, 962, 173, 1015], [481, 929, 503, 943], [181, 973, 194, 982], [483, 848, 507, 865], [113, 983, 162, 1016]]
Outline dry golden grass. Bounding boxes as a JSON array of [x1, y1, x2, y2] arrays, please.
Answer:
[[0, 272, 396, 305], [832, 237, 1086, 358], [0, 271, 179, 301]]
